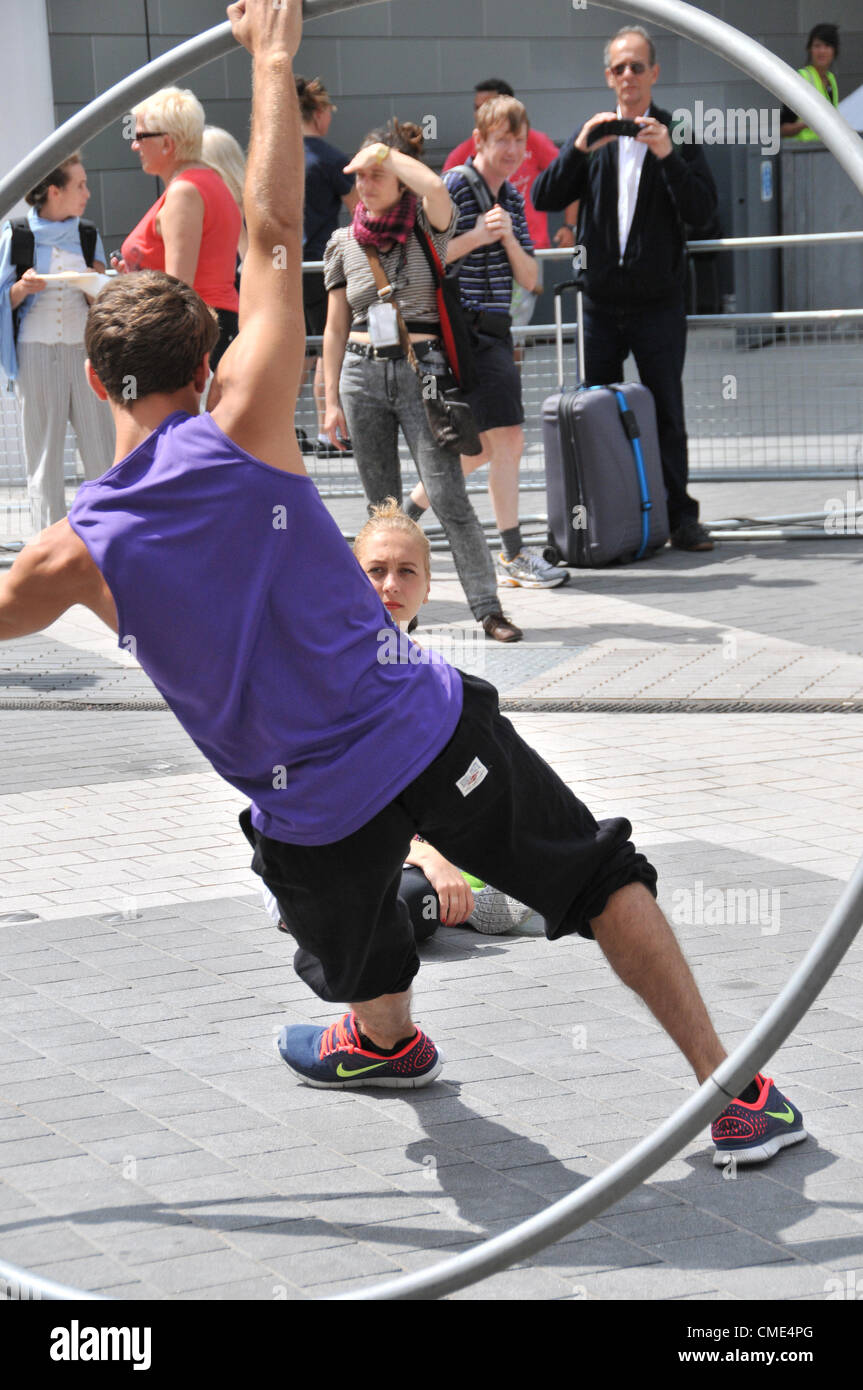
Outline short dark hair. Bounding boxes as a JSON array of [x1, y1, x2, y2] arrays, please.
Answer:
[[295, 74, 334, 121], [25, 154, 83, 211], [360, 117, 425, 160], [85, 271, 219, 405], [474, 79, 515, 98], [807, 23, 839, 57]]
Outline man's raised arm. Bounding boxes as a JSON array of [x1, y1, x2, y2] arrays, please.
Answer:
[[209, 0, 306, 473]]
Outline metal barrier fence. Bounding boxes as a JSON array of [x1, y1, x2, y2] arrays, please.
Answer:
[[4, 236, 861, 533], [294, 306, 863, 497]]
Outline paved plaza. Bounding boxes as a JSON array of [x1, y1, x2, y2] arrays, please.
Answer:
[[2, 478, 863, 1301]]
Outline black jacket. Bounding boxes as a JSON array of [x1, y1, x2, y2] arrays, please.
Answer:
[[532, 104, 718, 306]]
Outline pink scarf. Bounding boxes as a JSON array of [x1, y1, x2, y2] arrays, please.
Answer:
[[351, 190, 418, 250]]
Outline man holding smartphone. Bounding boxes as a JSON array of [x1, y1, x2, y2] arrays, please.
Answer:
[[533, 25, 717, 552]]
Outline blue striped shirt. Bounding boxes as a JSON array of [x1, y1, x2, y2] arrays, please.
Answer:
[[443, 159, 534, 315]]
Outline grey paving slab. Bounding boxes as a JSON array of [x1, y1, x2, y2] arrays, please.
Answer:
[[601, 1206, 737, 1246], [263, 1241, 407, 1288], [566, 1265, 728, 1300], [3, 482, 863, 1301], [136, 1247, 280, 1295]]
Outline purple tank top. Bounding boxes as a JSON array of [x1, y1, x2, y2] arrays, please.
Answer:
[[68, 411, 463, 844]]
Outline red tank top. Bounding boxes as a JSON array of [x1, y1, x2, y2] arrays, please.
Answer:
[[121, 167, 240, 311]]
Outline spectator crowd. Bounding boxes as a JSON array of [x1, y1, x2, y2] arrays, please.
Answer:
[[1, 19, 845, 628]]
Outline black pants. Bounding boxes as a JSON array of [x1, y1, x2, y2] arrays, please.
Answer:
[[211, 308, 239, 371], [399, 866, 441, 943], [241, 673, 656, 1003], [582, 292, 697, 531]]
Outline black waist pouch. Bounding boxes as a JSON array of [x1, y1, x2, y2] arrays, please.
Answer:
[[470, 310, 512, 339]]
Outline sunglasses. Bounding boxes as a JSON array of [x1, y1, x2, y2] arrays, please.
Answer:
[[133, 131, 166, 141], [610, 61, 647, 76]]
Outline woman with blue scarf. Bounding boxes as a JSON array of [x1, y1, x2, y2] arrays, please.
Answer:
[[0, 154, 114, 531]]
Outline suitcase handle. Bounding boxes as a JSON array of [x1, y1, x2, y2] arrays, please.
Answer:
[[553, 280, 585, 390]]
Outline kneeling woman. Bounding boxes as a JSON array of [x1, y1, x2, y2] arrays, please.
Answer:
[[261, 500, 532, 941], [321, 120, 520, 644], [355, 500, 533, 936]]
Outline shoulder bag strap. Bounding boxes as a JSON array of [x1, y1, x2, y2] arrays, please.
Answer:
[[413, 221, 443, 283], [78, 219, 98, 266], [9, 219, 35, 280], [449, 163, 494, 214], [362, 244, 421, 374]]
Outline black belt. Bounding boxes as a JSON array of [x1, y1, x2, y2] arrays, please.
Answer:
[[352, 319, 441, 336], [345, 337, 443, 361]]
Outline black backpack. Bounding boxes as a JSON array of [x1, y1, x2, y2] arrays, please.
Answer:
[[8, 218, 99, 342]]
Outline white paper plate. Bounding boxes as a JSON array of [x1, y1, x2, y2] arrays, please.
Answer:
[[38, 271, 111, 295]]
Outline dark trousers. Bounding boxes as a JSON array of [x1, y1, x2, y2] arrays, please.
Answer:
[[211, 308, 239, 371], [241, 673, 656, 1003], [582, 293, 697, 530]]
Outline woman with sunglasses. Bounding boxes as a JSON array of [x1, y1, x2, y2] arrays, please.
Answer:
[[113, 87, 242, 369]]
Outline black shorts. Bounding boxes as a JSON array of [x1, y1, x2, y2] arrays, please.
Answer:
[[465, 333, 524, 433], [303, 270, 327, 350], [240, 672, 656, 1003]]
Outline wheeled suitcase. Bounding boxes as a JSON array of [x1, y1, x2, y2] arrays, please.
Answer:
[[543, 281, 670, 566]]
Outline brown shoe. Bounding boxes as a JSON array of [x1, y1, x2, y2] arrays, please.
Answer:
[[482, 611, 523, 643]]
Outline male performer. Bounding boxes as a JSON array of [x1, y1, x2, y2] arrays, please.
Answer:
[[0, 0, 804, 1168]]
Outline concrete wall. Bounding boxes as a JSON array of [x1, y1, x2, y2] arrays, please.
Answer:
[[38, 0, 863, 276], [3, 1, 56, 220]]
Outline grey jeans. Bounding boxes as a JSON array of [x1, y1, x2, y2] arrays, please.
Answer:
[[339, 349, 501, 622]]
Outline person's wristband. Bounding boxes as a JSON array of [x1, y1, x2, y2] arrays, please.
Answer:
[[372, 143, 389, 165], [564, 223, 577, 232]]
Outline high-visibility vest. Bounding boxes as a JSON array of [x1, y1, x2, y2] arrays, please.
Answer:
[[792, 66, 839, 141]]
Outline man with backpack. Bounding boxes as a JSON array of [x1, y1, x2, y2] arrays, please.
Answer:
[[408, 96, 568, 591]]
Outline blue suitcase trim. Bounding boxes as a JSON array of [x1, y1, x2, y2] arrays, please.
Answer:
[[586, 386, 652, 561]]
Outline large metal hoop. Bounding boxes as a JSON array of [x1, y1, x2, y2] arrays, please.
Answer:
[[1, 0, 861, 1303]]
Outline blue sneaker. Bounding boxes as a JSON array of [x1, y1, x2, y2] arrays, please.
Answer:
[[711, 1073, 806, 1166], [277, 1011, 442, 1089]]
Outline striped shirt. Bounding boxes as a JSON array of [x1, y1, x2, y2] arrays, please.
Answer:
[[444, 160, 534, 315], [323, 203, 457, 327]]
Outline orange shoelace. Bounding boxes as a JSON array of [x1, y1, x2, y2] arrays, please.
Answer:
[[319, 1012, 357, 1059]]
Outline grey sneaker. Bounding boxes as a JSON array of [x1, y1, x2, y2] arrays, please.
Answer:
[[497, 548, 568, 589], [469, 885, 533, 935]]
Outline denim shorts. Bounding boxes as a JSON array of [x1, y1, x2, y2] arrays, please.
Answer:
[[240, 672, 657, 1003]]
